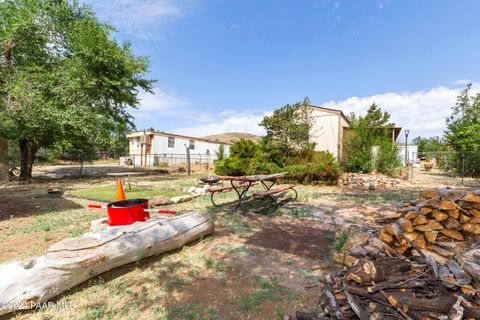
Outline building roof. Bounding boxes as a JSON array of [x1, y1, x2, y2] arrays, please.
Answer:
[[302, 104, 351, 126], [126, 131, 230, 145]]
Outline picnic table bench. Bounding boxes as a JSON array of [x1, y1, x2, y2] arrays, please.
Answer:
[[207, 172, 296, 209]]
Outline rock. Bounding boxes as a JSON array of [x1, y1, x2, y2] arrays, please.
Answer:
[[338, 173, 407, 189]]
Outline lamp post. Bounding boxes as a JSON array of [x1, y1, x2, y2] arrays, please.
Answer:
[[404, 130, 410, 168]]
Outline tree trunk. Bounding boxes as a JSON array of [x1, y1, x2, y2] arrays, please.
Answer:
[[0, 212, 214, 316], [19, 139, 39, 181]]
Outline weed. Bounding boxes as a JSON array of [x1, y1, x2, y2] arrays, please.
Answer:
[[212, 245, 249, 256], [333, 227, 351, 253], [166, 277, 190, 291], [206, 307, 222, 320], [240, 278, 280, 311]]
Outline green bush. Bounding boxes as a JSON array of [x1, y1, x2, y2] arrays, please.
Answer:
[[376, 139, 402, 176], [214, 140, 341, 185], [285, 151, 341, 185], [229, 138, 257, 158], [214, 157, 252, 176]]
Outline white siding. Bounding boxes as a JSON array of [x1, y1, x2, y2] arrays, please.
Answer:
[[127, 133, 229, 166], [309, 108, 343, 159]]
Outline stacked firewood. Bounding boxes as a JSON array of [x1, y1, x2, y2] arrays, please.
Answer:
[[310, 253, 480, 320], [379, 189, 480, 259]]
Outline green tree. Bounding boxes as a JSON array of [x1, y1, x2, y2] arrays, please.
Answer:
[[344, 103, 401, 174], [412, 136, 446, 154], [0, 0, 152, 179], [260, 98, 314, 158], [215, 144, 226, 161], [445, 84, 480, 176]]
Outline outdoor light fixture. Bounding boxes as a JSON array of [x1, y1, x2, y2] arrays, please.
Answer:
[[404, 130, 410, 168]]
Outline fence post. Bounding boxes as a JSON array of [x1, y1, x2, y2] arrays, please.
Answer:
[[461, 152, 465, 186], [185, 146, 191, 175]]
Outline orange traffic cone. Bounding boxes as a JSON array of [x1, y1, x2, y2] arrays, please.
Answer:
[[115, 179, 126, 201]]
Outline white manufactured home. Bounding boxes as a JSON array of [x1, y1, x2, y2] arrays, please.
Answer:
[[125, 131, 229, 166]]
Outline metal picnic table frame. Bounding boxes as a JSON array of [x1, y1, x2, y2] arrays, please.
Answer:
[[106, 172, 145, 190], [216, 172, 288, 209]]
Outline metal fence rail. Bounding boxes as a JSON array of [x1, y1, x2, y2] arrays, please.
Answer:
[[122, 153, 218, 167]]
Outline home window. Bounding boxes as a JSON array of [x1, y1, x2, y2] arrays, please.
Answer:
[[168, 137, 175, 148], [189, 140, 195, 150]]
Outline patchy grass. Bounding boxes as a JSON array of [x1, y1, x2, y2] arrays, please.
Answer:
[[5, 173, 421, 319]]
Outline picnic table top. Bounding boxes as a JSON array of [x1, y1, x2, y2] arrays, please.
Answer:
[[106, 172, 145, 177], [218, 172, 288, 182]]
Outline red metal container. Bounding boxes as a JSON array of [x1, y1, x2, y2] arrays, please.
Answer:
[[106, 199, 150, 226], [88, 199, 176, 226]]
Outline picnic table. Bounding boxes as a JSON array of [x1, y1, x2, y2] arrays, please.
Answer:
[[106, 172, 145, 190], [208, 172, 297, 209]]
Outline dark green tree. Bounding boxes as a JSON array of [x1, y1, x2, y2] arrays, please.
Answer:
[[260, 98, 314, 158], [444, 84, 480, 176], [0, 0, 153, 179], [344, 103, 401, 175]]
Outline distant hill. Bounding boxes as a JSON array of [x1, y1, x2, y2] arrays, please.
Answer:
[[202, 132, 261, 144]]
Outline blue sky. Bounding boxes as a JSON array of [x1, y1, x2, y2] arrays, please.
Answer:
[[85, 0, 480, 139]]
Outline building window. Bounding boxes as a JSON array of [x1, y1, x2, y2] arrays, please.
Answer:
[[189, 140, 195, 150], [136, 138, 140, 148], [168, 137, 175, 148]]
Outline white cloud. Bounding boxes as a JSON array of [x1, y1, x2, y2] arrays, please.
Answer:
[[84, 0, 195, 39], [130, 87, 191, 119], [319, 82, 480, 139], [171, 110, 268, 137]]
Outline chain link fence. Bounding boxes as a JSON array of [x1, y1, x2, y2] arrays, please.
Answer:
[[408, 151, 480, 186]]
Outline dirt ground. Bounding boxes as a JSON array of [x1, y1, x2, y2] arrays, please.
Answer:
[[0, 165, 479, 319]]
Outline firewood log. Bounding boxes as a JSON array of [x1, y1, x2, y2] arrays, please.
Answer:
[[431, 210, 448, 222], [427, 220, 444, 230], [439, 265, 457, 289], [404, 211, 418, 220], [443, 217, 462, 230], [459, 214, 472, 224], [403, 231, 420, 242], [398, 218, 414, 232], [461, 193, 480, 203], [439, 200, 457, 211], [345, 259, 411, 284], [470, 209, 480, 217], [413, 215, 428, 226], [420, 207, 432, 215], [447, 260, 472, 285], [421, 190, 438, 199], [414, 224, 432, 232], [424, 231, 438, 243], [462, 223, 480, 235], [440, 229, 464, 241], [413, 234, 426, 249]]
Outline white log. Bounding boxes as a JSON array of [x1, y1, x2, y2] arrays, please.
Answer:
[[0, 212, 214, 316]]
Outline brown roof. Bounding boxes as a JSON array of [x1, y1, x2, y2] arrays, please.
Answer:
[[126, 131, 230, 145], [302, 104, 351, 126]]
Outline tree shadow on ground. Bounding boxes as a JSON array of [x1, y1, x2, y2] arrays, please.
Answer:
[[0, 190, 83, 221]]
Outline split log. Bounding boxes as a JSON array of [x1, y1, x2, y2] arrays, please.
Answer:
[[461, 193, 480, 203], [0, 212, 214, 316], [440, 229, 464, 241]]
